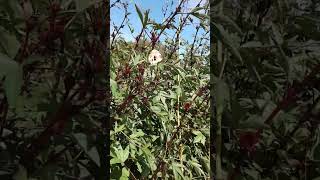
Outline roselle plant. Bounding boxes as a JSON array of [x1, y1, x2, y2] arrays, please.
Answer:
[[111, 0, 210, 179]]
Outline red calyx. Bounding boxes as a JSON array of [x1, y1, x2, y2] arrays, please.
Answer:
[[239, 131, 260, 153], [142, 96, 148, 104], [123, 64, 131, 78], [49, 2, 61, 15], [138, 64, 145, 75], [184, 102, 191, 111], [95, 91, 106, 101]]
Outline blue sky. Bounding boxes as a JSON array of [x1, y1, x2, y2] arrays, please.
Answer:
[[111, 0, 208, 45]]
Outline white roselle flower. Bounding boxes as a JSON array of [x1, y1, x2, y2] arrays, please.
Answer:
[[148, 49, 162, 65]]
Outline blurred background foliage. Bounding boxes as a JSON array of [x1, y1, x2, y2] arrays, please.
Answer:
[[211, 0, 320, 179], [0, 0, 108, 179]]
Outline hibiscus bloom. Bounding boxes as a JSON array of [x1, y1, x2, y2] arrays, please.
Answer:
[[148, 49, 162, 65]]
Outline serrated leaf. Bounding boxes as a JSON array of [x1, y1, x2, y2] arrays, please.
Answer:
[[87, 147, 100, 166], [120, 167, 130, 180], [212, 22, 243, 63], [193, 131, 206, 145], [213, 14, 243, 34], [73, 133, 101, 166], [191, 12, 209, 21], [117, 145, 130, 163], [110, 157, 121, 165], [130, 129, 145, 139]]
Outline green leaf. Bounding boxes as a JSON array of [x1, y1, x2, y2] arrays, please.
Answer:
[[150, 106, 161, 114], [75, 0, 91, 11], [143, 10, 149, 27], [117, 145, 130, 163], [231, 97, 246, 127], [110, 157, 121, 165], [172, 162, 184, 180], [135, 4, 144, 26], [212, 14, 243, 34], [193, 130, 206, 145], [189, 160, 205, 176], [191, 12, 209, 21], [240, 41, 264, 48], [12, 165, 27, 180], [211, 0, 223, 7], [240, 115, 269, 129], [120, 167, 130, 180], [0, 53, 23, 108], [212, 22, 243, 63], [271, 23, 283, 45], [87, 146, 100, 166], [72, 133, 101, 166], [190, 7, 205, 13], [111, 79, 118, 96], [130, 129, 145, 139], [0, 27, 20, 58], [214, 78, 229, 109], [22, 55, 44, 66]]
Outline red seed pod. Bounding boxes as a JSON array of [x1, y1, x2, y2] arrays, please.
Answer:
[[95, 90, 106, 101], [135, 75, 142, 82], [39, 31, 50, 42], [138, 64, 145, 75], [115, 68, 122, 80], [54, 24, 64, 34], [239, 131, 259, 153], [123, 64, 131, 78], [26, 16, 37, 32], [197, 87, 206, 97], [197, 91, 203, 97], [49, 2, 61, 15], [127, 95, 134, 101], [143, 96, 148, 104], [51, 120, 66, 134], [184, 102, 191, 111]]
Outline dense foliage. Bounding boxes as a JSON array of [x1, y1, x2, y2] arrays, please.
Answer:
[[2, 0, 319, 179], [0, 0, 108, 179], [110, 0, 210, 179], [211, 0, 320, 179]]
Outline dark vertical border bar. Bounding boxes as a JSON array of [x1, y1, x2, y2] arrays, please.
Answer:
[[96, 0, 110, 179], [105, 0, 111, 179], [209, 0, 215, 179], [105, 0, 111, 178]]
